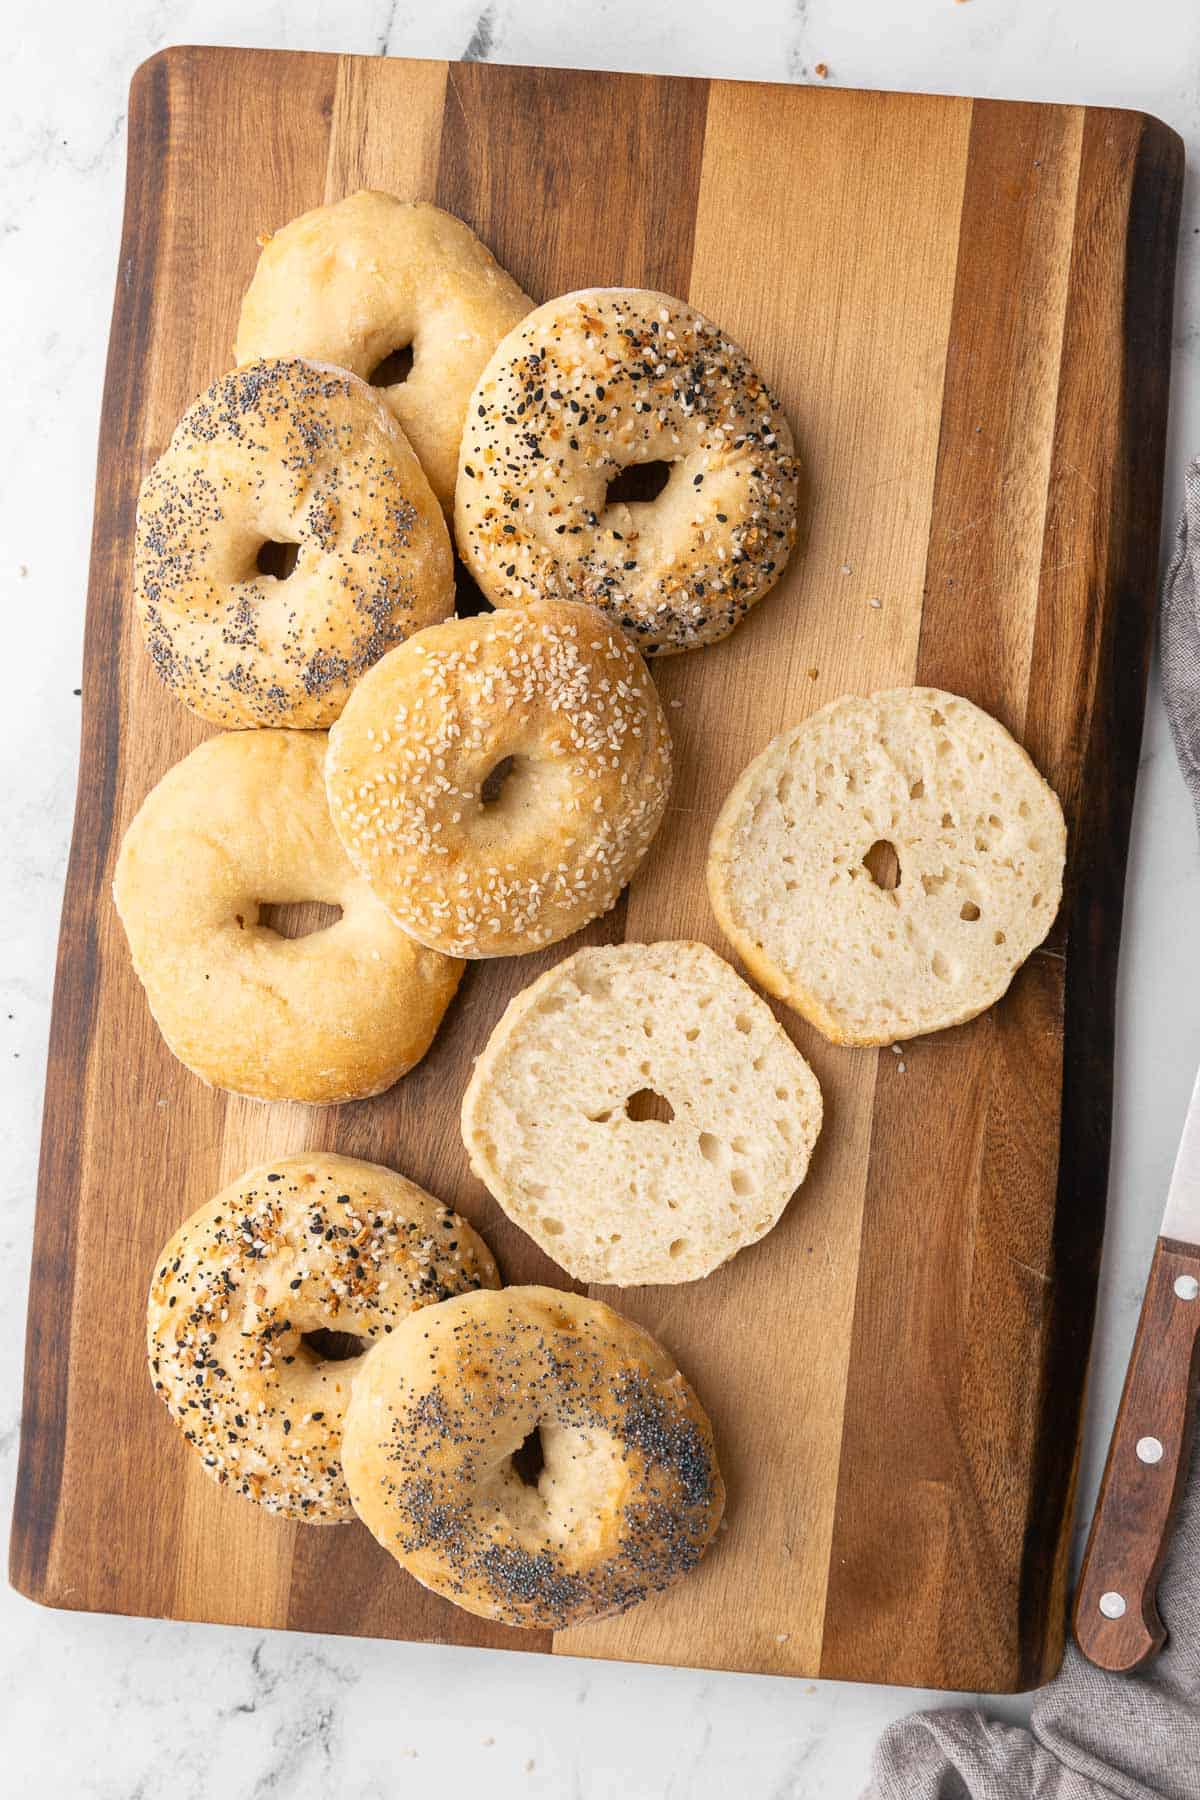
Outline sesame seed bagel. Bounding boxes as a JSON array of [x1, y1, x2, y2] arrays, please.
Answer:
[[342, 1285, 724, 1627], [461, 941, 822, 1285], [325, 600, 673, 958], [707, 688, 1068, 1045], [113, 730, 463, 1103], [234, 193, 533, 511], [134, 358, 454, 728], [147, 1154, 500, 1522], [455, 288, 800, 655]]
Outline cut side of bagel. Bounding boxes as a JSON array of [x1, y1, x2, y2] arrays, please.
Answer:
[[460, 941, 822, 1286], [707, 687, 1067, 1046]]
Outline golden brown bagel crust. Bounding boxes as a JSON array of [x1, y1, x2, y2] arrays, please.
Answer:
[[325, 600, 672, 958], [455, 288, 800, 655], [113, 730, 463, 1103], [134, 358, 454, 728], [234, 194, 533, 510], [147, 1154, 500, 1522], [342, 1286, 724, 1626]]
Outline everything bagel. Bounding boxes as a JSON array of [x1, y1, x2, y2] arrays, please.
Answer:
[[147, 1154, 500, 1521], [455, 288, 800, 655]]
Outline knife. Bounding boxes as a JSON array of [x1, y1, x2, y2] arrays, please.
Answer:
[[1074, 1061, 1200, 1671]]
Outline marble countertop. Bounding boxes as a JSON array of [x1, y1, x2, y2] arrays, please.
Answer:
[[2, 1, 1197, 1794]]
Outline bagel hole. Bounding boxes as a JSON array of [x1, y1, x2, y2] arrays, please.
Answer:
[[300, 1327, 367, 1363], [255, 539, 300, 581], [512, 1425, 546, 1488], [624, 1088, 674, 1124], [368, 344, 414, 387], [863, 839, 901, 891], [605, 460, 672, 507], [454, 560, 490, 618], [258, 900, 344, 940], [480, 756, 518, 805]]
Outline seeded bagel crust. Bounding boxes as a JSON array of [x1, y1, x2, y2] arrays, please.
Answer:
[[455, 288, 800, 655], [342, 1285, 724, 1626], [135, 358, 453, 728], [147, 1154, 499, 1522], [325, 600, 672, 958]]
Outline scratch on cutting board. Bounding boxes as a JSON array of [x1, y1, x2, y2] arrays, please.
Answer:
[[445, 66, 481, 158], [1057, 458, 1099, 497], [1006, 1253, 1052, 1289]]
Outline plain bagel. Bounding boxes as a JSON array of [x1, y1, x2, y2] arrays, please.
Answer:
[[325, 600, 673, 958], [707, 687, 1068, 1044], [341, 1285, 725, 1626], [460, 940, 822, 1285], [455, 288, 800, 655], [234, 193, 533, 511], [147, 1154, 500, 1521], [113, 730, 463, 1103], [134, 357, 454, 728]]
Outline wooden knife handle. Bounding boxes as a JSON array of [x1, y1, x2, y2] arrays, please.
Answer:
[[1074, 1237, 1200, 1671]]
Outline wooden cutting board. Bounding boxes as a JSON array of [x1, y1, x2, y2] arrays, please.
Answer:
[[9, 46, 1183, 1692]]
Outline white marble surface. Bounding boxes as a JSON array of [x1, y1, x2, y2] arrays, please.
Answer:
[[2, 1, 1198, 1793]]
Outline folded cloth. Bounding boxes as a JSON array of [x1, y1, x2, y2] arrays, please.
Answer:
[[865, 464, 1200, 1799]]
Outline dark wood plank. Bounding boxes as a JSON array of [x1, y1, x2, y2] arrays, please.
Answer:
[[7, 41, 172, 1613], [1020, 106, 1185, 1683], [435, 63, 710, 297]]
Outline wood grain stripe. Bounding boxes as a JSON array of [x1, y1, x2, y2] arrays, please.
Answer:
[[576, 84, 975, 1679], [324, 55, 448, 202], [435, 63, 710, 298], [818, 96, 1087, 1691], [915, 101, 1084, 732]]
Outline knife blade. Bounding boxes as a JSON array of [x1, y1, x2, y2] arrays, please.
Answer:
[[1162, 1063, 1200, 1244], [1074, 1062, 1200, 1671]]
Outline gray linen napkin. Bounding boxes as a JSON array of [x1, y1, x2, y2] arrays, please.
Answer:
[[865, 463, 1200, 1799]]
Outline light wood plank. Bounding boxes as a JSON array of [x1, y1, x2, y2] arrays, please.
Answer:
[[323, 55, 448, 201]]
